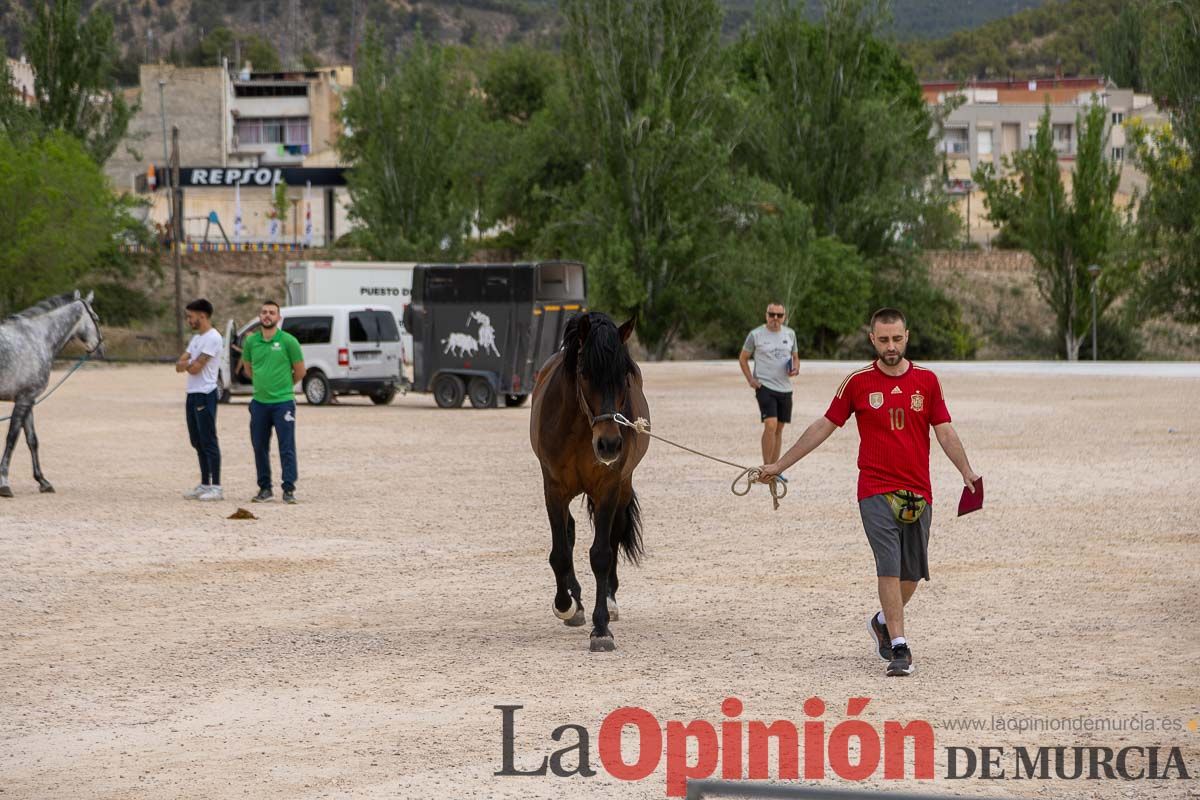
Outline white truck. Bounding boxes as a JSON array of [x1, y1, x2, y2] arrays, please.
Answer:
[[286, 260, 416, 368]]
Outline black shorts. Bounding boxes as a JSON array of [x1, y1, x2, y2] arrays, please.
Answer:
[[755, 386, 793, 423]]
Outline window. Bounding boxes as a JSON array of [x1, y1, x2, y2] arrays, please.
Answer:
[[426, 273, 456, 302], [941, 127, 969, 155], [1112, 147, 1125, 161], [1112, 111, 1124, 125], [350, 311, 401, 343], [1052, 124, 1073, 154], [483, 273, 511, 303], [977, 129, 993, 156], [234, 117, 310, 147], [282, 316, 333, 344]]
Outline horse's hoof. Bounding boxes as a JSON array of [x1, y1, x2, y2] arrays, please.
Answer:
[[0, 486, 12, 498], [589, 635, 616, 652], [554, 598, 586, 627], [39, 483, 54, 494], [608, 596, 619, 622]]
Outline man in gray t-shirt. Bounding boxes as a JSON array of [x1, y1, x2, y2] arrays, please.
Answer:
[[739, 302, 800, 466]]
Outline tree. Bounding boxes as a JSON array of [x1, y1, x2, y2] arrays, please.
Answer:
[[186, 28, 282, 71], [1100, 2, 1147, 90], [974, 104, 1133, 360], [744, 0, 953, 259], [467, 47, 585, 255], [0, 131, 128, 313], [1128, 0, 1200, 323], [551, 0, 740, 357], [21, 0, 134, 164], [337, 30, 475, 259]]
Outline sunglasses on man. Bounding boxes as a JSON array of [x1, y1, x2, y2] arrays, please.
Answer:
[[767, 312, 785, 318]]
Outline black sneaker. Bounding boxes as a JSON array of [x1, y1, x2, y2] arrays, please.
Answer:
[[869, 614, 893, 661], [252, 488, 273, 503], [887, 643, 915, 677], [282, 490, 297, 505]]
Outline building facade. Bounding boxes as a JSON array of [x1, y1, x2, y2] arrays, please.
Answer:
[[5, 56, 36, 106], [924, 77, 1161, 244], [105, 62, 356, 247]]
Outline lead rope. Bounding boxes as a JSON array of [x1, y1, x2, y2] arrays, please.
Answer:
[[611, 413, 788, 510]]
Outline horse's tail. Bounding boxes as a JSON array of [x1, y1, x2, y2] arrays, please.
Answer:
[[587, 491, 645, 565]]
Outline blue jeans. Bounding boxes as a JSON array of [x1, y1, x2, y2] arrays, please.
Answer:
[[186, 390, 220, 486], [249, 400, 297, 492]]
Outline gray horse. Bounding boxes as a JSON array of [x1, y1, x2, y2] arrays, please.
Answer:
[[0, 290, 103, 497]]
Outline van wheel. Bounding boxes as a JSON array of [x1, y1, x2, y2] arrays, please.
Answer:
[[503, 394, 528, 408], [433, 374, 466, 409], [369, 387, 397, 405], [468, 377, 497, 409], [304, 371, 332, 405]]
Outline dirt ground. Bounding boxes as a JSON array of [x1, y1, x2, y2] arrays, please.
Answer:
[[1, 361, 1197, 799]]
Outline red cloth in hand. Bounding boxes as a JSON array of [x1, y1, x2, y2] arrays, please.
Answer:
[[957, 476, 984, 516]]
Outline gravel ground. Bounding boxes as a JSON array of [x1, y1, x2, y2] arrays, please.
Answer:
[[1, 361, 1197, 799]]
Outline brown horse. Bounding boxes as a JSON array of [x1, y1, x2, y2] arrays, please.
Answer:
[[530, 312, 650, 652]]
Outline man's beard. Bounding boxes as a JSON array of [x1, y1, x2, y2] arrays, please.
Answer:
[[881, 351, 903, 365], [261, 319, 276, 329]]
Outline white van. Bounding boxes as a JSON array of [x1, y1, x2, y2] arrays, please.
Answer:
[[285, 261, 415, 368], [218, 304, 404, 405]]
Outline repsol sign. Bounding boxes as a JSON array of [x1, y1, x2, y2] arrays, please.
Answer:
[[163, 167, 347, 187]]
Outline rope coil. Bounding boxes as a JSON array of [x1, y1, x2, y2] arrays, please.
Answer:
[[612, 413, 788, 510]]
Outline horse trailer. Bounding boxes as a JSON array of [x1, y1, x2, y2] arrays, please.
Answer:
[[402, 261, 587, 408]]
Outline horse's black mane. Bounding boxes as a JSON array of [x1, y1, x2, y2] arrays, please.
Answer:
[[4, 292, 78, 322], [562, 312, 634, 395]]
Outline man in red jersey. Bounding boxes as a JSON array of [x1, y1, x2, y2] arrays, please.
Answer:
[[758, 308, 980, 677]]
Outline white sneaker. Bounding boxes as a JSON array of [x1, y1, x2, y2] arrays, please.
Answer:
[[184, 484, 209, 499], [198, 486, 224, 501]]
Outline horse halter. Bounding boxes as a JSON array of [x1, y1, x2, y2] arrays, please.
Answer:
[[574, 366, 623, 428], [80, 300, 104, 355]]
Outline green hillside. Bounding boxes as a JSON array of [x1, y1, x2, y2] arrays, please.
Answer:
[[902, 0, 1127, 80], [2, 0, 1052, 72]]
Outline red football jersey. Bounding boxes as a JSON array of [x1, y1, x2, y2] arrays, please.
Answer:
[[824, 361, 951, 504]]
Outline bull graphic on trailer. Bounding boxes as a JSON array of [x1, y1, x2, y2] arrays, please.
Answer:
[[441, 311, 502, 359]]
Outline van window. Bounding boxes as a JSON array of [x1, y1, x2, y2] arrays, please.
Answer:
[[283, 316, 333, 344], [350, 310, 400, 343]]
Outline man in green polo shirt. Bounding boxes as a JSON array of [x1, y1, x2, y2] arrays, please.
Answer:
[[241, 300, 306, 504]]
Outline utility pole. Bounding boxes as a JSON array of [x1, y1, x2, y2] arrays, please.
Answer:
[[171, 126, 184, 350]]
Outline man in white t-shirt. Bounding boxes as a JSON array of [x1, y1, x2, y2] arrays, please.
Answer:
[[176, 298, 224, 501]]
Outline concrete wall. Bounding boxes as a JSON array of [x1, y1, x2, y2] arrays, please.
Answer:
[[105, 64, 228, 192]]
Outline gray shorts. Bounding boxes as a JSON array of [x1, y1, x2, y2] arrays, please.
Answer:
[[859, 493, 932, 582]]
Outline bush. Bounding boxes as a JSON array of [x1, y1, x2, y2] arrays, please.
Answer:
[[82, 281, 162, 326], [867, 255, 980, 360], [1077, 314, 1143, 361]]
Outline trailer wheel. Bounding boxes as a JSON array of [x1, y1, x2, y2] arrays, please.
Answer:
[[304, 371, 332, 405], [468, 377, 497, 409], [369, 387, 397, 405], [503, 394, 528, 408], [433, 374, 466, 409]]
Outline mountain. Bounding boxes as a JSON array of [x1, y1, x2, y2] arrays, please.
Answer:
[[0, 0, 1058, 83], [901, 0, 1127, 80]]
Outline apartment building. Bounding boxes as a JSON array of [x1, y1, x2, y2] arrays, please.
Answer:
[[105, 62, 355, 246], [924, 77, 1161, 244]]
